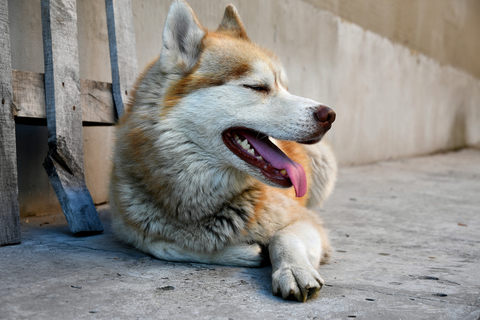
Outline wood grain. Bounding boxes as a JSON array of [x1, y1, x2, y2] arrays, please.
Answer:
[[12, 70, 115, 124], [41, 0, 102, 234], [105, 0, 138, 118], [0, 0, 21, 246]]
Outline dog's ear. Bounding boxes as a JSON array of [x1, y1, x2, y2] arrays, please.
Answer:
[[159, 0, 205, 74], [217, 4, 248, 40]]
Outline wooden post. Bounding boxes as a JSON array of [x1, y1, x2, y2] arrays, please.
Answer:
[[41, 0, 102, 234], [105, 0, 138, 118], [0, 0, 21, 245]]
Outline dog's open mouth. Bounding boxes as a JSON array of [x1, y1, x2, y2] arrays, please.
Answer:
[[222, 128, 307, 197]]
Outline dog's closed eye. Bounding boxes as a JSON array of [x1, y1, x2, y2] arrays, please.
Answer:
[[243, 84, 270, 93]]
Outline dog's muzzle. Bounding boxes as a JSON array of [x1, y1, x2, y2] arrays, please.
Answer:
[[297, 105, 336, 145]]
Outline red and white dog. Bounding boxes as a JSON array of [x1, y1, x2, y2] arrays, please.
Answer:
[[110, 0, 336, 302]]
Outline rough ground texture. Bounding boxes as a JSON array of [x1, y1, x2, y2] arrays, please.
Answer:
[[1, 149, 479, 320]]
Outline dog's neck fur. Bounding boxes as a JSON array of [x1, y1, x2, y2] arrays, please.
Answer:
[[153, 140, 256, 222]]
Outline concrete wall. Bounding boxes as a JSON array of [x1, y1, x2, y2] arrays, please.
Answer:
[[8, 0, 480, 216], [304, 0, 480, 80]]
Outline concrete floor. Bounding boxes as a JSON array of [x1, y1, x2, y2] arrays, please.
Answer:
[[1, 149, 480, 320]]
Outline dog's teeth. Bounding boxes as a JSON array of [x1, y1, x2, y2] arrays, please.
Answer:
[[280, 169, 287, 175], [248, 149, 255, 155], [240, 140, 250, 150], [234, 134, 243, 144], [257, 156, 263, 160]]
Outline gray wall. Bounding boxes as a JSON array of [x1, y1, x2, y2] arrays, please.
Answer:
[[8, 0, 480, 216], [305, 0, 480, 80]]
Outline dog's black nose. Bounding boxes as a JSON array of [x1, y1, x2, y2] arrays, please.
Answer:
[[314, 105, 336, 126]]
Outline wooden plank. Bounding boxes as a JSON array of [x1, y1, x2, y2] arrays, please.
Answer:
[[41, 0, 102, 234], [12, 70, 115, 124], [11, 70, 46, 119], [80, 78, 115, 124], [0, 0, 21, 245], [105, 0, 138, 118]]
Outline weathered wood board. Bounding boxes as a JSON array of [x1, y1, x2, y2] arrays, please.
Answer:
[[0, 0, 21, 245], [12, 70, 115, 124], [41, 0, 102, 234], [80, 79, 115, 124], [105, 0, 138, 118]]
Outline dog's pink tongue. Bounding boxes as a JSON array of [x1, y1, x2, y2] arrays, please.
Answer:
[[240, 131, 307, 197]]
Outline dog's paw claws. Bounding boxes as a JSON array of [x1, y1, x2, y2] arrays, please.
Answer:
[[272, 265, 324, 302]]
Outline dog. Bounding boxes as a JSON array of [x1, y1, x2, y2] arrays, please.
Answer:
[[109, 0, 337, 302]]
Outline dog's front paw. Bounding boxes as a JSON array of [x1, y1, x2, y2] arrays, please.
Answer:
[[272, 265, 324, 302]]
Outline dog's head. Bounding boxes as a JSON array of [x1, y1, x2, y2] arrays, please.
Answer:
[[156, 0, 335, 197]]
